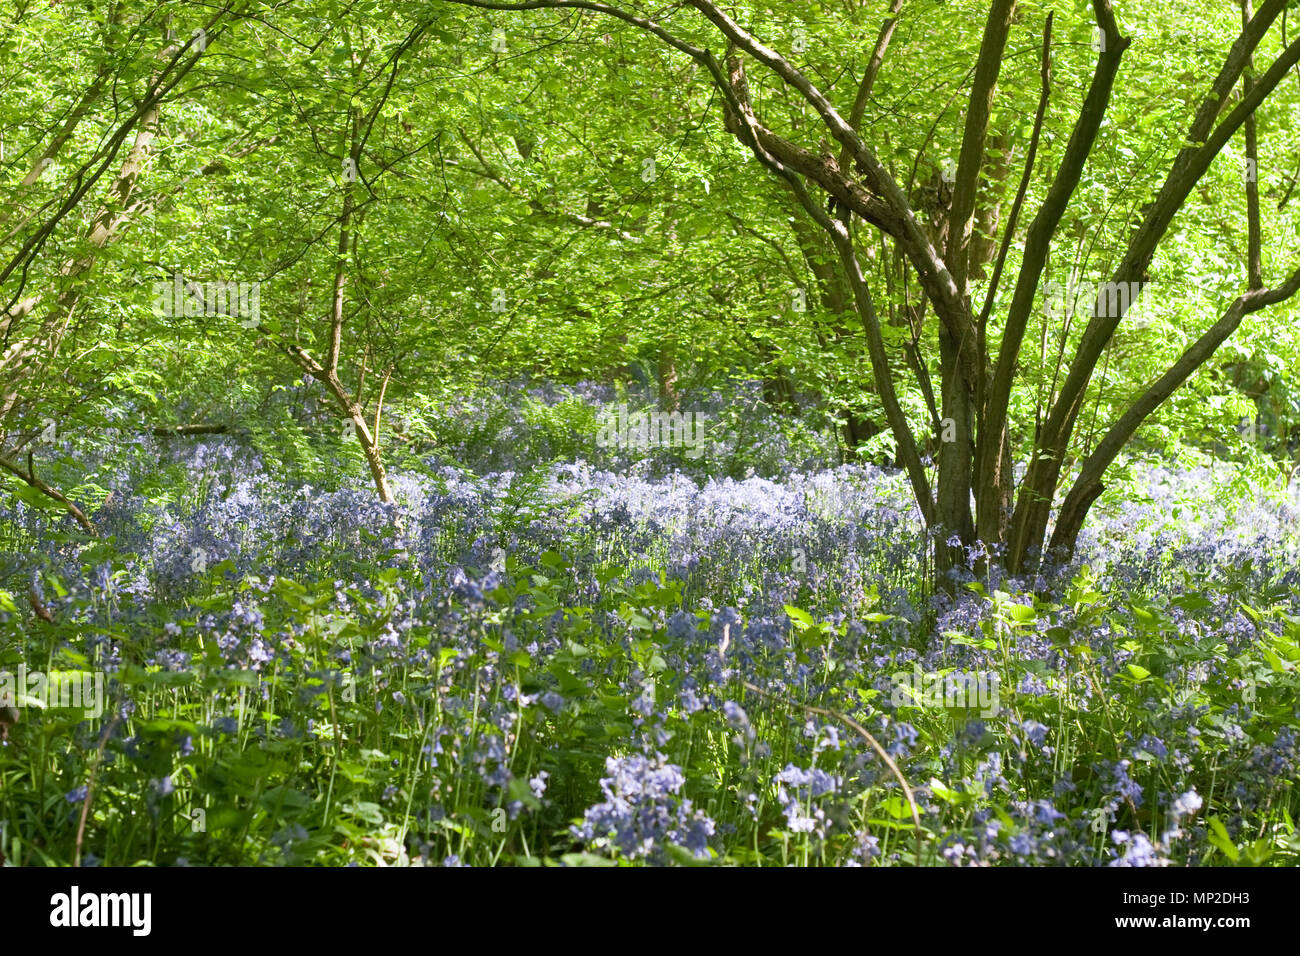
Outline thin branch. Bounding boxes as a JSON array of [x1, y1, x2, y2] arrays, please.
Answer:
[[1243, 0, 1263, 290], [373, 365, 393, 443], [740, 679, 924, 866], [977, 12, 1052, 338], [945, 0, 1016, 298], [0, 453, 97, 535], [835, 0, 905, 172]]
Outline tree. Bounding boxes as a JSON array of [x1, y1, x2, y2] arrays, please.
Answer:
[[0, 2, 248, 529], [441, 0, 1300, 576]]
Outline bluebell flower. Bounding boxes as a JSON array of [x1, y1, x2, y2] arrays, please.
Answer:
[[1172, 790, 1202, 817], [572, 753, 716, 862]]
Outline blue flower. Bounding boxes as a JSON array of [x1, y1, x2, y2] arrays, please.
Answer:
[[572, 753, 716, 862], [1172, 790, 1202, 817], [1108, 831, 1167, 868], [530, 772, 549, 799]]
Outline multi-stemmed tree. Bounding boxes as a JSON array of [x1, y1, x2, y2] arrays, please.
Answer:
[[443, 0, 1300, 576]]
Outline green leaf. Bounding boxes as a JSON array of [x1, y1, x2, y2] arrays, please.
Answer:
[[784, 604, 814, 629], [1206, 817, 1239, 862]]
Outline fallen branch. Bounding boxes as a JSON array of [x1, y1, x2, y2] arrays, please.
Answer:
[[719, 618, 925, 865], [740, 680, 926, 866], [150, 423, 228, 437]]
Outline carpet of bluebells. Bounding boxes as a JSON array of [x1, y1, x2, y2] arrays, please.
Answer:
[[3, 383, 1300, 866]]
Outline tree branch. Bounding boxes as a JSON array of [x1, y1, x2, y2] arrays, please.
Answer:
[[1049, 262, 1300, 557], [946, 0, 1016, 300], [0, 453, 97, 535], [1011, 13, 1300, 568]]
